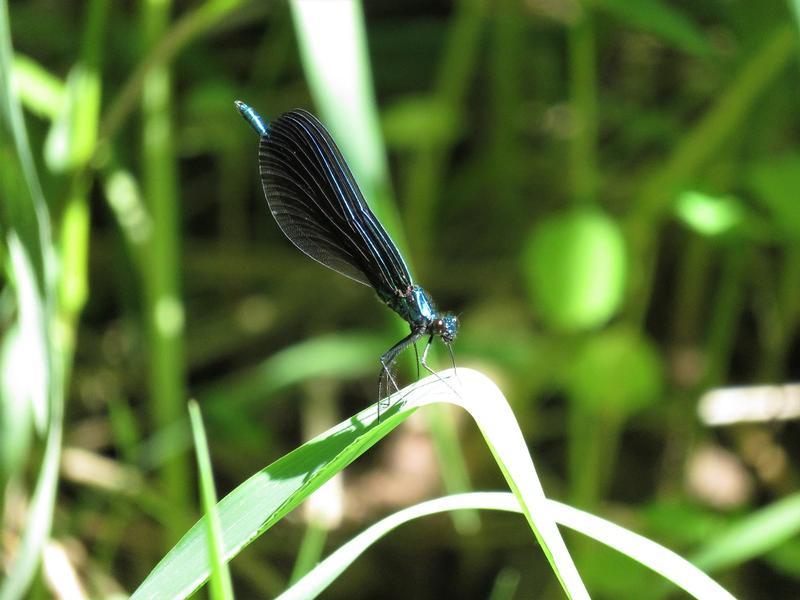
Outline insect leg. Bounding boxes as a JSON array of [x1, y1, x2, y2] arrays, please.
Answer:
[[377, 329, 424, 419], [420, 335, 461, 397]]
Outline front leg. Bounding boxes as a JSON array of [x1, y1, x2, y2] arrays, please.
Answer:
[[420, 334, 461, 398], [377, 328, 425, 420]]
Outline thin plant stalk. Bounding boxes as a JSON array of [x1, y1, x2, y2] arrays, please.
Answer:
[[141, 0, 190, 544]]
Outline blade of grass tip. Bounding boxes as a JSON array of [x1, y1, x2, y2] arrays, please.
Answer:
[[132, 369, 587, 599], [280, 493, 735, 600], [188, 400, 234, 600], [435, 370, 588, 598]]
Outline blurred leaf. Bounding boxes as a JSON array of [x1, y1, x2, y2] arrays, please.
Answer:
[[643, 500, 727, 547], [523, 209, 627, 332], [201, 332, 388, 410], [597, 0, 711, 56], [747, 154, 800, 241], [692, 492, 800, 572], [44, 63, 101, 172], [487, 567, 521, 600], [5, 233, 49, 432], [102, 167, 152, 255], [134, 370, 587, 599], [674, 190, 744, 237], [137, 332, 389, 471], [12, 54, 65, 120], [382, 95, 461, 150], [567, 327, 663, 416], [0, 324, 34, 478]]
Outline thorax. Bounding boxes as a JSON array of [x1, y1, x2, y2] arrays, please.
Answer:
[[383, 285, 437, 328]]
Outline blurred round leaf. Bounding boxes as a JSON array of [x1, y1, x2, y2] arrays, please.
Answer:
[[382, 95, 460, 150], [674, 190, 744, 237], [523, 209, 627, 332], [567, 327, 663, 417]]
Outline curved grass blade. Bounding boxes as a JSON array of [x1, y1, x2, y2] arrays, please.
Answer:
[[279, 492, 735, 600], [132, 369, 587, 599]]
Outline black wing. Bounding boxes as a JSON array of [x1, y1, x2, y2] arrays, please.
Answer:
[[258, 110, 413, 295]]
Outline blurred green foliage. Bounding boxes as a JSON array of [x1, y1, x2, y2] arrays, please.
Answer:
[[2, 0, 800, 598]]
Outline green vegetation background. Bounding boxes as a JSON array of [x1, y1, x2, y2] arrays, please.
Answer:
[[1, 0, 800, 598]]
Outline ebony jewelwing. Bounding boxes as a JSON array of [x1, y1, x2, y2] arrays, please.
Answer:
[[235, 101, 458, 415]]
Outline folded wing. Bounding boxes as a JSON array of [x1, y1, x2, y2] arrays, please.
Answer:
[[258, 110, 413, 295]]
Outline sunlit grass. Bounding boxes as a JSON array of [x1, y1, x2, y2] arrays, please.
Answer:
[[1, 0, 800, 597]]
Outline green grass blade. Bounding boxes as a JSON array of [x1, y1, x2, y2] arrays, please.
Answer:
[[188, 400, 235, 600], [132, 369, 587, 599]]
